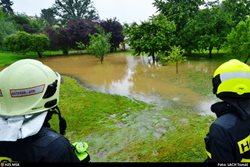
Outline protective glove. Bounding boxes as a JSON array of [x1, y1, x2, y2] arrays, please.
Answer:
[[72, 142, 90, 162]]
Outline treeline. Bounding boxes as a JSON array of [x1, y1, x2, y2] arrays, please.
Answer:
[[0, 0, 124, 58], [125, 0, 250, 62], [0, 0, 249, 62]]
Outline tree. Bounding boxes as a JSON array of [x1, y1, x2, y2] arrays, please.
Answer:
[[100, 18, 124, 52], [66, 19, 97, 48], [124, 14, 176, 64], [161, 45, 186, 74], [41, 8, 58, 26], [227, 17, 250, 58], [53, 0, 99, 23], [45, 19, 98, 54], [88, 28, 111, 64], [0, 0, 13, 14], [182, 6, 232, 58], [45, 26, 71, 55], [153, 0, 205, 48], [29, 34, 49, 58], [11, 14, 46, 34], [222, 0, 250, 26], [3, 31, 49, 57], [0, 10, 16, 47], [4, 31, 31, 53]]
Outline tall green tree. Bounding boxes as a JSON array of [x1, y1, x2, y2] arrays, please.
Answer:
[[182, 6, 232, 58], [88, 28, 111, 64], [124, 14, 176, 64], [227, 17, 250, 58], [53, 0, 99, 23], [0, 10, 16, 47], [41, 8, 58, 26], [0, 0, 13, 14], [222, 0, 250, 26], [153, 0, 205, 48]]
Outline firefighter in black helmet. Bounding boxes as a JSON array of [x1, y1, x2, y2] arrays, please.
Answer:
[[0, 59, 89, 162], [205, 59, 250, 162]]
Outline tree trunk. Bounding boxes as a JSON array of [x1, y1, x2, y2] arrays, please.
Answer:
[[37, 51, 42, 58], [63, 48, 68, 55], [100, 56, 104, 64], [209, 46, 213, 59], [187, 49, 192, 55], [176, 62, 179, 74], [152, 53, 156, 65], [244, 55, 250, 63]]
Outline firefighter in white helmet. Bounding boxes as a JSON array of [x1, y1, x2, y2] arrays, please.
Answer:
[[0, 59, 89, 162], [205, 59, 250, 162]]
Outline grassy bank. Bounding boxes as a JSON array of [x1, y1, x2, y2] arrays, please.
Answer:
[[57, 76, 215, 162], [0, 51, 37, 68]]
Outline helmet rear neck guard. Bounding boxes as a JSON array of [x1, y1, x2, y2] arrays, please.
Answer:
[[213, 59, 250, 98], [0, 59, 61, 116]]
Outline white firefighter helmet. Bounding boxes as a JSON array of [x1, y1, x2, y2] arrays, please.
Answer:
[[0, 59, 61, 116]]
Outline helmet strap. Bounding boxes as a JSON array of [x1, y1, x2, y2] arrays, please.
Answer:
[[45, 106, 67, 135], [54, 106, 67, 135]]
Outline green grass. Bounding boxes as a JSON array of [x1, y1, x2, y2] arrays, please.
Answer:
[[0, 50, 91, 68], [0, 51, 38, 68], [54, 76, 215, 162]]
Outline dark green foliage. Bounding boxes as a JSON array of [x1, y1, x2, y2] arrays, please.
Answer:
[[153, 0, 205, 48], [53, 0, 99, 24], [227, 17, 250, 57], [4, 31, 31, 53], [0, 10, 16, 47], [222, 0, 250, 26], [0, 0, 13, 14], [153, 0, 204, 32], [182, 6, 232, 58], [3, 31, 49, 57], [124, 14, 175, 63], [29, 34, 49, 58], [41, 8, 58, 26], [11, 14, 46, 34]]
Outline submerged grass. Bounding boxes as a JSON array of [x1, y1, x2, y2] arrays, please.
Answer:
[[53, 76, 215, 162]]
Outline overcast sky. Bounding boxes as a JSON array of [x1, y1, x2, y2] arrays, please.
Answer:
[[12, 0, 157, 24]]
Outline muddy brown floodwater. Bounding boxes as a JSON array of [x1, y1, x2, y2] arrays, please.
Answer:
[[40, 53, 221, 115]]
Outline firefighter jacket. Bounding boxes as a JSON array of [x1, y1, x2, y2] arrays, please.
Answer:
[[205, 101, 250, 162], [0, 127, 80, 162]]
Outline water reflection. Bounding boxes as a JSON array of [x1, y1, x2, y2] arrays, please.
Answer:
[[40, 53, 219, 115], [104, 56, 136, 97]]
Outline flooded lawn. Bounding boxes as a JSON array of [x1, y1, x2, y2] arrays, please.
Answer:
[[40, 53, 221, 115]]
